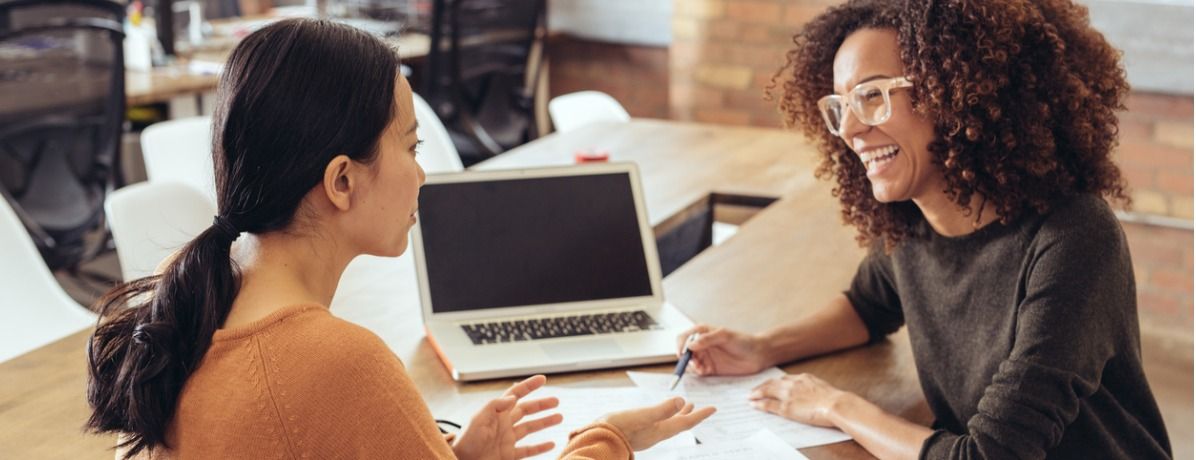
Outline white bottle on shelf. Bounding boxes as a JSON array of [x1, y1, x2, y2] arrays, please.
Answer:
[[123, 20, 152, 71], [123, 1, 154, 71]]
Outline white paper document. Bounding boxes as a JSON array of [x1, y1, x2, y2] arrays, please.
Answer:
[[626, 368, 853, 449], [649, 428, 810, 460], [627, 367, 784, 393], [626, 370, 678, 391]]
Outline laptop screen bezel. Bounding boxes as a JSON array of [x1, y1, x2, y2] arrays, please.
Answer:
[[410, 162, 664, 321]]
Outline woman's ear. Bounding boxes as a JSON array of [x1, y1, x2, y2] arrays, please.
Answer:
[[322, 155, 355, 212]]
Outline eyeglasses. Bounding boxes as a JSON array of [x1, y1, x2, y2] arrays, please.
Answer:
[[817, 76, 913, 136]]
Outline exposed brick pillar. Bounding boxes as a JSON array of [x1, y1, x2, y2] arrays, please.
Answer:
[[1117, 93, 1194, 220], [670, 0, 835, 126]]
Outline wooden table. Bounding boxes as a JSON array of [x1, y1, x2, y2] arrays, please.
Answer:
[[124, 54, 224, 107], [0, 120, 930, 459]]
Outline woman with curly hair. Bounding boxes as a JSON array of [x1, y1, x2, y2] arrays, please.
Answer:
[[675, 0, 1171, 458]]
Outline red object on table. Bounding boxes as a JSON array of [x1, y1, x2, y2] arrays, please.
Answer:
[[574, 149, 610, 163]]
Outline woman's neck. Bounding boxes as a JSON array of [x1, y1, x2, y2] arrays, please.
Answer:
[[223, 228, 355, 328], [913, 189, 1000, 237]]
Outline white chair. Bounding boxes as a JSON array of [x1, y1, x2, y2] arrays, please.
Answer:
[[105, 182, 218, 281], [548, 90, 631, 134], [0, 197, 96, 363], [412, 93, 464, 174], [140, 116, 217, 205], [143, 102, 460, 187]]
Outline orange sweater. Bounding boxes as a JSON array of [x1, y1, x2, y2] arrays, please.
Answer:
[[140, 304, 632, 459]]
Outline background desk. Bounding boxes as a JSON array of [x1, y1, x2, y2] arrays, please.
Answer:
[[0, 120, 929, 459], [125, 33, 431, 107]]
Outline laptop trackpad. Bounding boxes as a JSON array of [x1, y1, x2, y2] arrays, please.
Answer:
[[542, 339, 624, 361]]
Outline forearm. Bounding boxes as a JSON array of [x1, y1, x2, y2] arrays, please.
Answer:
[[828, 393, 933, 460], [757, 294, 870, 366]]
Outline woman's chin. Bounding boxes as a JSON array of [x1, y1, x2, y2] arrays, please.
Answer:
[[869, 181, 913, 204], [871, 189, 898, 203], [365, 241, 408, 259]]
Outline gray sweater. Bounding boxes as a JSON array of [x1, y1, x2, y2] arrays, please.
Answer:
[[845, 194, 1170, 459]]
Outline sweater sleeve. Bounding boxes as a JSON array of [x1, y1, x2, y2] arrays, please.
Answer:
[[919, 208, 1133, 459], [844, 244, 905, 342], [559, 423, 633, 460], [264, 321, 457, 459]]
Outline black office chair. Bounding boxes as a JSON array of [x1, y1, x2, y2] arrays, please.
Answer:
[[422, 0, 546, 165], [0, 0, 120, 32], [0, 0, 125, 278]]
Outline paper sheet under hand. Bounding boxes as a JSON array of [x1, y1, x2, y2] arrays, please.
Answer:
[[627, 368, 785, 393], [626, 369, 853, 449], [648, 428, 811, 460]]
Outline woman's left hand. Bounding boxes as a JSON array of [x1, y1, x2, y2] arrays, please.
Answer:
[[452, 375, 564, 460], [748, 373, 847, 428]]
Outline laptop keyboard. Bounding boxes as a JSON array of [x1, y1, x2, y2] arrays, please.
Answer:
[[461, 310, 662, 345]]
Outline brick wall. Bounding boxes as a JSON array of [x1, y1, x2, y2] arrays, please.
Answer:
[[1114, 95, 1192, 339], [1117, 93, 1194, 220], [1126, 222, 1194, 338], [670, 0, 836, 126]]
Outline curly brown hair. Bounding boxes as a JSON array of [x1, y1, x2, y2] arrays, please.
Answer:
[[768, 0, 1131, 247]]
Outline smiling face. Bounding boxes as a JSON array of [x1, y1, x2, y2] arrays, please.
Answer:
[[832, 28, 942, 203]]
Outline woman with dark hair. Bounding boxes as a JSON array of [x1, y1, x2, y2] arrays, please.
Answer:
[[86, 18, 712, 459], [676, 0, 1170, 458]]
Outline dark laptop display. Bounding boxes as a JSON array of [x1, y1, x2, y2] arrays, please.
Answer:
[[416, 172, 653, 313]]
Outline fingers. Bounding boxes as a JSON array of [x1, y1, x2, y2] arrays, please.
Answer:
[[511, 396, 559, 421], [686, 327, 731, 353], [749, 377, 785, 401], [504, 374, 548, 399], [488, 395, 517, 414], [642, 397, 687, 422], [514, 413, 563, 439], [680, 405, 717, 427], [656, 404, 717, 435], [676, 324, 712, 356], [519, 396, 559, 418], [750, 398, 783, 416], [684, 327, 728, 376], [751, 373, 827, 400], [513, 441, 555, 459]]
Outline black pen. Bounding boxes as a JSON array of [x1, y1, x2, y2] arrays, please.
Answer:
[[669, 333, 699, 391]]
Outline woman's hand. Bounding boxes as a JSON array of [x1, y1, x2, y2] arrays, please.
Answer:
[[598, 397, 717, 451], [452, 375, 564, 460], [677, 325, 772, 376], [748, 373, 847, 428]]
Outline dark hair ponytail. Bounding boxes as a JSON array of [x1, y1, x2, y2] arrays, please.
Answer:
[[86, 222, 241, 455], [86, 18, 400, 458]]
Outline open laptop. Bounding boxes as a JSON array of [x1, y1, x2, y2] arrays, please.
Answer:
[[411, 162, 694, 381]]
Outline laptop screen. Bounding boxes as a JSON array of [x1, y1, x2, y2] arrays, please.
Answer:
[[416, 172, 653, 313]]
